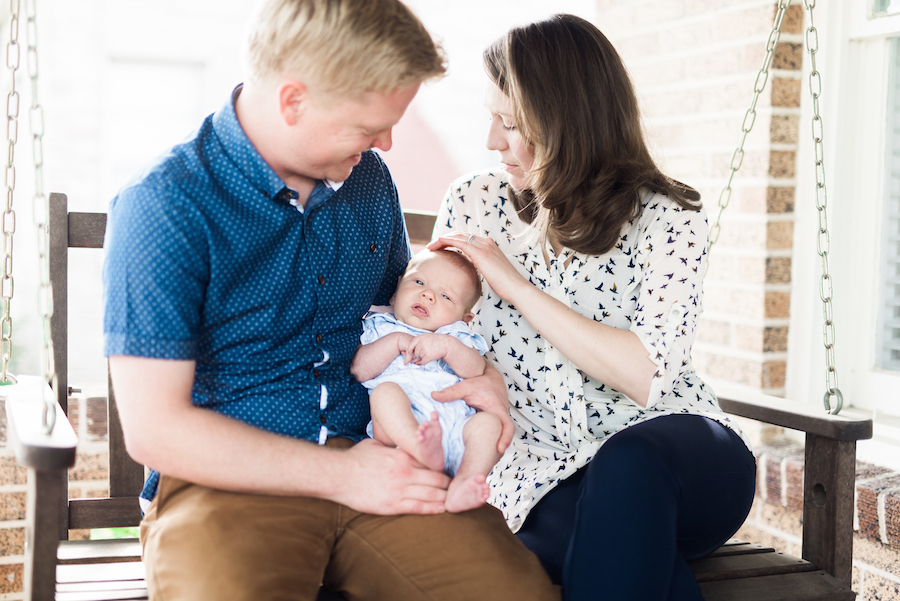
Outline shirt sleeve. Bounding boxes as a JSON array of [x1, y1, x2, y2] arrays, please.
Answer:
[[629, 205, 708, 408], [103, 180, 209, 359]]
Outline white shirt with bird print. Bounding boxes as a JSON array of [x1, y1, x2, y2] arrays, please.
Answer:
[[436, 169, 752, 532]]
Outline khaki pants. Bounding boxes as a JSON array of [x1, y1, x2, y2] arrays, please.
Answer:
[[140, 442, 558, 601]]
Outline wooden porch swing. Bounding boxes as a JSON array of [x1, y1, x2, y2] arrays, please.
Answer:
[[4, 1, 874, 600]]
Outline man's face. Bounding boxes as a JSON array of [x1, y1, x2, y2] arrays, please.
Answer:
[[291, 83, 420, 183], [392, 253, 476, 332]]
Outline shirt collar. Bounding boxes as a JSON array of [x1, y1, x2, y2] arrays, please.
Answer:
[[212, 84, 342, 211]]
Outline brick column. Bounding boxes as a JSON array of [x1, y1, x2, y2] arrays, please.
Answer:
[[597, 1, 804, 395]]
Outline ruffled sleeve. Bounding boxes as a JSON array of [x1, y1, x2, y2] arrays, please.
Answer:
[[435, 320, 489, 355], [629, 205, 708, 408]]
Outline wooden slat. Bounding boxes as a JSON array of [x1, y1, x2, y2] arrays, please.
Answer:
[[49, 193, 69, 417], [404, 210, 437, 246], [49, 192, 71, 537], [69, 498, 142, 530], [67, 212, 106, 248], [699, 570, 855, 601], [690, 550, 816, 583], [715, 387, 872, 442], [702, 542, 775, 558], [56, 588, 148, 601], [57, 579, 147, 593], [58, 538, 141, 565], [57, 561, 145, 584], [803, 435, 856, 586]]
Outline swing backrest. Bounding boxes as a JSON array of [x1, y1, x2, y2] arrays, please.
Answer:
[[49, 193, 144, 535]]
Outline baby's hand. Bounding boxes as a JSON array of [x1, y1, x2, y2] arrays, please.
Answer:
[[402, 333, 452, 366]]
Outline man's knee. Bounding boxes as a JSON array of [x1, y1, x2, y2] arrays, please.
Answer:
[[144, 482, 340, 601], [332, 507, 559, 600]]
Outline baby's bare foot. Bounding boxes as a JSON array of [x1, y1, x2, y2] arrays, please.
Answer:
[[445, 473, 490, 513], [416, 412, 445, 472]]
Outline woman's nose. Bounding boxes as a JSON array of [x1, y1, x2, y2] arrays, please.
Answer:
[[485, 120, 506, 152]]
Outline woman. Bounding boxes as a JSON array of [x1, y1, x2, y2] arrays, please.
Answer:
[[429, 14, 756, 601]]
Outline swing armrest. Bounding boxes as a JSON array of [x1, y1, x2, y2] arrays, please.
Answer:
[[714, 383, 872, 442], [4, 374, 77, 470]]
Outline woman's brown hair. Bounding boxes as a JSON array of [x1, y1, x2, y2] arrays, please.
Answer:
[[484, 14, 701, 255]]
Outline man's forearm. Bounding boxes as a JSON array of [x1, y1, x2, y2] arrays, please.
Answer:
[[110, 355, 450, 515]]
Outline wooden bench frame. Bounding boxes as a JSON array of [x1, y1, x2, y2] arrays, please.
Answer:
[[5, 193, 873, 600]]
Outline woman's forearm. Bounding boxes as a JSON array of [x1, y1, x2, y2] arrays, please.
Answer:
[[506, 280, 656, 407]]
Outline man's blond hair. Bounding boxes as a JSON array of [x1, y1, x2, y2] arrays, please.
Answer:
[[245, 0, 446, 96]]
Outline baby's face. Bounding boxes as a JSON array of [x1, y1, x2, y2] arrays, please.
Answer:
[[392, 254, 475, 331]]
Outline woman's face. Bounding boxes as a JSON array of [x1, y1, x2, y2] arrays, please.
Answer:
[[483, 81, 534, 191]]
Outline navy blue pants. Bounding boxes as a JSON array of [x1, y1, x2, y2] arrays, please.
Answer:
[[516, 415, 756, 601]]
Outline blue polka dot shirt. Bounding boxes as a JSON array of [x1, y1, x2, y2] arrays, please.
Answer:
[[103, 87, 411, 503]]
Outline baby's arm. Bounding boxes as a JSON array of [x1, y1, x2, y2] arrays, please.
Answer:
[[350, 332, 415, 382], [404, 333, 486, 379]]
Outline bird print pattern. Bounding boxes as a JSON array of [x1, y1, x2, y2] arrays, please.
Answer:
[[436, 169, 751, 532]]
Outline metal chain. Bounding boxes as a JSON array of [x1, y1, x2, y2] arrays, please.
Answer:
[[708, 0, 792, 255], [24, 0, 55, 431], [804, 0, 842, 415], [0, 0, 20, 386], [707, 0, 842, 414]]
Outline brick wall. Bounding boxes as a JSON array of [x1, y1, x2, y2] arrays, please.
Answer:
[[597, 0, 803, 395], [0, 396, 110, 598], [738, 441, 900, 598]]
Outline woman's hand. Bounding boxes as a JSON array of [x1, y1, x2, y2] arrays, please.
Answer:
[[431, 362, 514, 454], [428, 233, 528, 303]]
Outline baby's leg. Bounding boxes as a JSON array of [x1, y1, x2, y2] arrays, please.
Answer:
[[369, 382, 444, 472], [445, 412, 504, 513]]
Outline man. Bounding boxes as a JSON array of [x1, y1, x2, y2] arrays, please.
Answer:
[[103, 0, 558, 599]]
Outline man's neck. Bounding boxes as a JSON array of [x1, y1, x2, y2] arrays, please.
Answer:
[[234, 81, 317, 207]]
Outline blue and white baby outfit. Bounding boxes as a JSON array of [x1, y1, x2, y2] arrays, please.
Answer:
[[360, 312, 488, 475]]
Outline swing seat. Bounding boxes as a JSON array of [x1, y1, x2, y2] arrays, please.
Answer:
[[7, 194, 871, 601]]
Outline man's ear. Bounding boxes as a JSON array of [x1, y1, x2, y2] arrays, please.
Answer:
[[278, 80, 310, 126], [462, 312, 475, 324]]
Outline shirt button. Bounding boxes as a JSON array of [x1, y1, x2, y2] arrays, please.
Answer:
[[318, 274, 325, 285], [370, 243, 378, 253], [314, 369, 321, 379], [320, 414, 328, 424], [316, 333, 323, 344]]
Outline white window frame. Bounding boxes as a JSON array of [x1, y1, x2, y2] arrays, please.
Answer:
[[787, 0, 900, 469]]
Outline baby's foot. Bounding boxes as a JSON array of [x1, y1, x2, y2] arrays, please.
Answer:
[[445, 473, 490, 513], [415, 412, 445, 472]]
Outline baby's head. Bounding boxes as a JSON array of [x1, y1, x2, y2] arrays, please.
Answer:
[[391, 249, 483, 331]]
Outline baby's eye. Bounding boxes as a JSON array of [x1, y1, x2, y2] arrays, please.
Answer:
[[442, 293, 452, 301], [414, 279, 424, 285]]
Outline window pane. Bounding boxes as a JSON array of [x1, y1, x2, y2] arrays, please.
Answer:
[[875, 0, 900, 16], [879, 38, 900, 371]]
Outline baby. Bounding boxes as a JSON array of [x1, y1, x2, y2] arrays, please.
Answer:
[[350, 249, 505, 512]]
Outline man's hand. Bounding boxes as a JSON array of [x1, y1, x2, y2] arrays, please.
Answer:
[[333, 438, 451, 515], [431, 363, 514, 454]]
